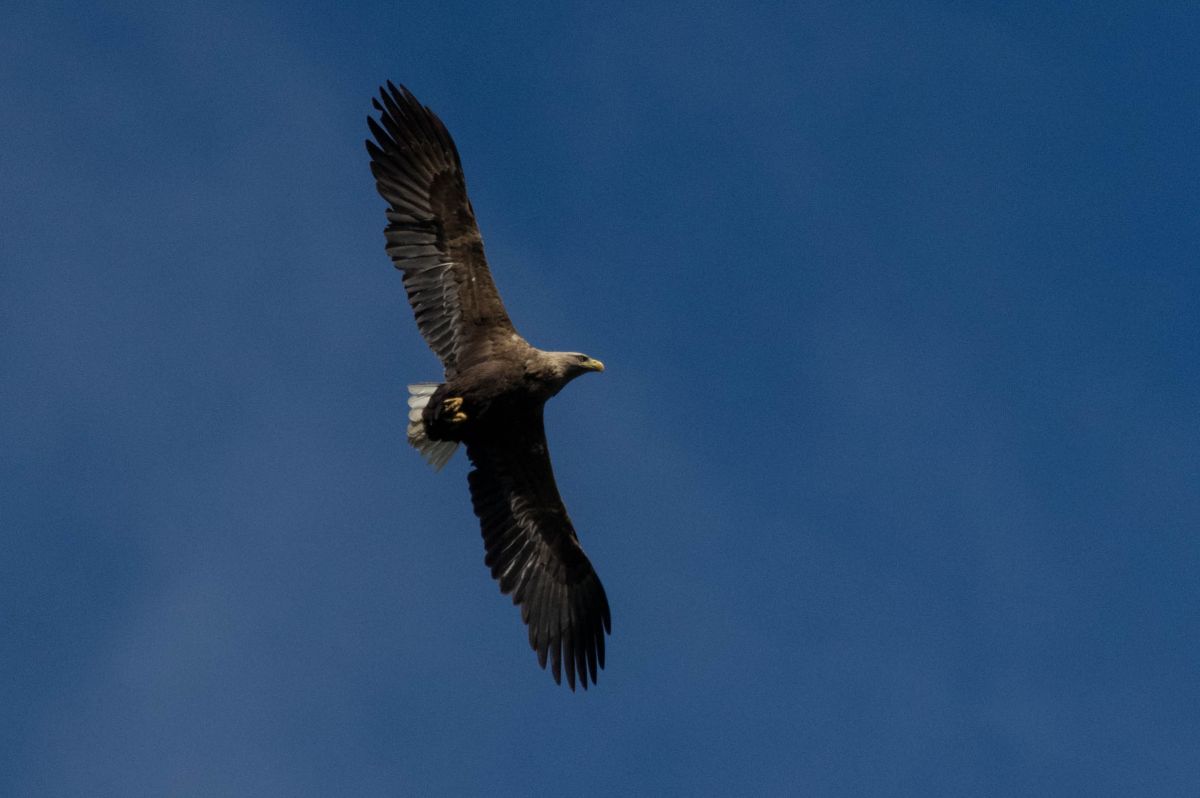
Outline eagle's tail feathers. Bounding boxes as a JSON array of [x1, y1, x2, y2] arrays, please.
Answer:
[[406, 382, 458, 470]]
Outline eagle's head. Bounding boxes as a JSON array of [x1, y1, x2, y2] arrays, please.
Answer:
[[544, 351, 605, 388], [565, 352, 606, 376]]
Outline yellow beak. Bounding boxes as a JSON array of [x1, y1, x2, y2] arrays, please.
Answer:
[[583, 358, 605, 372]]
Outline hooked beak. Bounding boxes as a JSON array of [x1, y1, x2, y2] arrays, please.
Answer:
[[582, 358, 605, 373]]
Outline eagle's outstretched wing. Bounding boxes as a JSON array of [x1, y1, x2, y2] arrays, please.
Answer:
[[366, 82, 516, 377], [465, 410, 611, 690]]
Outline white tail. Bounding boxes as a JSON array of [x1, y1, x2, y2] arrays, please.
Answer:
[[406, 383, 459, 470]]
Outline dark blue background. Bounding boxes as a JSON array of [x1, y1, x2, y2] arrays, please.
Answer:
[[3, 2, 1198, 795]]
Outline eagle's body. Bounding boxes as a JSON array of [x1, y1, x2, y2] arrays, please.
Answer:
[[366, 83, 611, 690], [426, 345, 580, 436]]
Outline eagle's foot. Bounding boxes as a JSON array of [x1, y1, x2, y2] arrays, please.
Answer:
[[443, 397, 468, 424]]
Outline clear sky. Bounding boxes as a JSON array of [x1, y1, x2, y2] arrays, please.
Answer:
[[3, 2, 1198, 795]]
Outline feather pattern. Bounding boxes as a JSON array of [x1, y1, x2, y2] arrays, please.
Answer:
[[465, 411, 611, 691], [366, 82, 517, 377]]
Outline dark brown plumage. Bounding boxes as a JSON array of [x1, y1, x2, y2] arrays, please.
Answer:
[[366, 82, 611, 690]]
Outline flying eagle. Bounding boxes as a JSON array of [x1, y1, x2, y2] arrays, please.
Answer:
[[366, 83, 612, 690]]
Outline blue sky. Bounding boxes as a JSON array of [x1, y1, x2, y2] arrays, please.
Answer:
[[3, 2, 1198, 795]]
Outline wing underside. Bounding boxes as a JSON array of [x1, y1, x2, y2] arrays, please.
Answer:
[[366, 82, 516, 376], [466, 414, 611, 690]]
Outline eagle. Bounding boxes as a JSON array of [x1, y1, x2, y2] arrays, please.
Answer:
[[366, 83, 612, 690]]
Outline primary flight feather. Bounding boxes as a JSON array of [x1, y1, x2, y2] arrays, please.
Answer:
[[366, 82, 611, 690]]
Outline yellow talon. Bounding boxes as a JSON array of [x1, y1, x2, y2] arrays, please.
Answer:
[[441, 397, 467, 423]]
